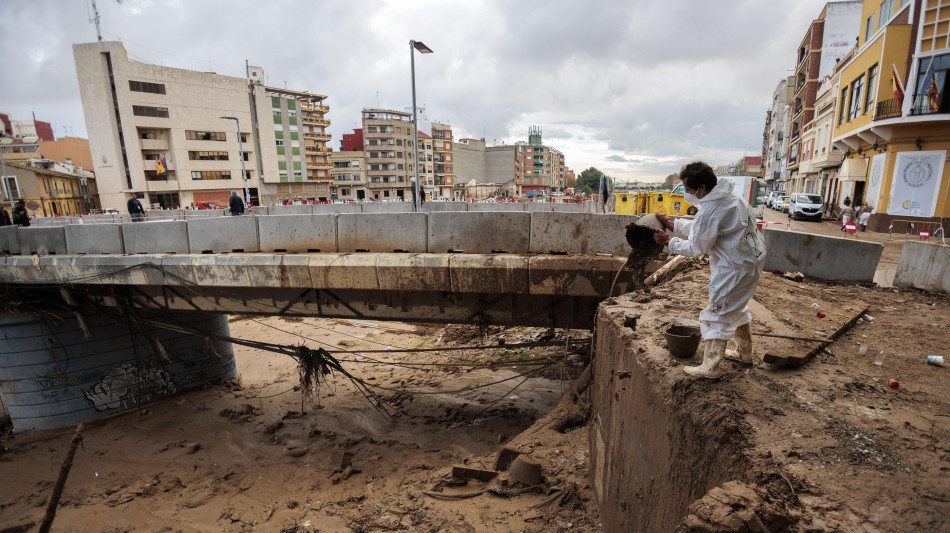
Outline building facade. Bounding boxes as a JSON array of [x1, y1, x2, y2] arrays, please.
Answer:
[[3, 159, 99, 216], [763, 77, 793, 188], [361, 109, 414, 201], [833, 0, 950, 231], [330, 151, 367, 201], [787, 2, 863, 188], [73, 41, 330, 210]]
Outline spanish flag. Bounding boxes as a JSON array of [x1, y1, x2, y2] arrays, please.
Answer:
[[891, 63, 904, 104], [155, 156, 166, 174], [922, 59, 939, 112]]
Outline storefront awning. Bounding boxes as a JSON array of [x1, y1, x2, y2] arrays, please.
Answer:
[[839, 157, 869, 181]]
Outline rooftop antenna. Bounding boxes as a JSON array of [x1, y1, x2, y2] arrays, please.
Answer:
[[376, 91, 380, 108], [90, 0, 103, 41]]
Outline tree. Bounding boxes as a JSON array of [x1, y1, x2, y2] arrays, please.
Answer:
[[576, 167, 610, 195]]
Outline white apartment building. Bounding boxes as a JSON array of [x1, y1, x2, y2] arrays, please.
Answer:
[[73, 41, 329, 210], [330, 151, 367, 201]]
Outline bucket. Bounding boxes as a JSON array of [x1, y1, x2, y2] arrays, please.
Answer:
[[665, 325, 701, 358]]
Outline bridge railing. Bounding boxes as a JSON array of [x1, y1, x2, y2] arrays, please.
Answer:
[[0, 211, 635, 257]]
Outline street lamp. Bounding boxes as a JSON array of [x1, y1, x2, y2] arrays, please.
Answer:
[[220, 116, 250, 206], [410, 40, 433, 212]]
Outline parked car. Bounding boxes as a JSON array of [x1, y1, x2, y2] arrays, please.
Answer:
[[765, 191, 783, 208], [780, 198, 791, 213], [789, 193, 823, 221], [771, 195, 789, 210], [195, 201, 222, 210]]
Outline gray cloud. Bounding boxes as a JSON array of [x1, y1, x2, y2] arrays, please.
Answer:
[[0, 0, 831, 182]]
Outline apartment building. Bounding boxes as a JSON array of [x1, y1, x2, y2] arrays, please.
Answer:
[[430, 123, 455, 199], [763, 77, 794, 188], [787, 2, 863, 186], [796, 74, 846, 206], [833, 0, 950, 231], [330, 151, 367, 201], [484, 127, 569, 197], [73, 41, 330, 210], [2, 158, 99, 216], [361, 109, 414, 201]]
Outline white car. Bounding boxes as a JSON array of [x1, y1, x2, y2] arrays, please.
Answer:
[[788, 193, 823, 221], [770, 195, 789, 210]]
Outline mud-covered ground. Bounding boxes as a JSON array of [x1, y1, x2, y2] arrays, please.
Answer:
[[0, 319, 599, 532], [0, 250, 947, 532]]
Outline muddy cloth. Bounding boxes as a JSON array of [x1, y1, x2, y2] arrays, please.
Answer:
[[667, 178, 765, 340]]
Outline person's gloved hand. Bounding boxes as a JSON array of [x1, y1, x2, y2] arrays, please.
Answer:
[[653, 231, 670, 245], [655, 214, 675, 230]]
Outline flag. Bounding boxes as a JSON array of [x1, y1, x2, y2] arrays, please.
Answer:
[[161, 155, 168, 174], [891, 63, 904, 104], [155, 156, 166, 174], [922, 59, 939, 112]]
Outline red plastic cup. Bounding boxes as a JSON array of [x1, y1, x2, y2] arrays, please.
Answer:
[[816, 311, 828, 318], [888, 378, 899, 389]]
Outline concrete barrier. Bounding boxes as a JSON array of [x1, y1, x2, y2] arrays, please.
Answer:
[[65, 224, 125, 254], [421, 202, 468, 212], [428, 211, 530, 253], [360, 202, 414, 213], [316, 203, 361, 214], [266, 205, 314, 216], [337, 213, 427, 253], [249, 206, 268, 216], [258, 214, 337, 253], [762, 228, 882, 281], [122, 220, 190, 254], [894, 241, 950, 293], [529, 212, 634, 256], [187, 216, 260, 253], [17, 226, 68, 255], [468, 202, 525, 212], [0, 227, 19, 254]]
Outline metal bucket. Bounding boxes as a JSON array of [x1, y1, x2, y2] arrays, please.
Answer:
[[0, 310, 237, 432], [664, 325, 701, 358]]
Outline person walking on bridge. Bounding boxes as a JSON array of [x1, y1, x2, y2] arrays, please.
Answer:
[[653, 161, 766, 378], [12, 199, 30, 227], [228, 190, 245, 216], [127, 193, 145, 222]]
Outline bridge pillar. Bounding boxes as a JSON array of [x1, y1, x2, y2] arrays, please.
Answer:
[[0, 310, 237, 432]]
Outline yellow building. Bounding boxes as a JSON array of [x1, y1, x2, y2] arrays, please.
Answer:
[[3, 159, 99, 216], [833, 0, 950, 232]]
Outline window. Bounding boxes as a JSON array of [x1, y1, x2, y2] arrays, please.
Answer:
[[276, 139, 284, 147], [288, 111, 296, 118], [186, 130, 226, 141], [273, 110, 281, 116], [865, 15, 874, 41], [188, 151, 229, 161], [128, 80, 166, 94], [879, 0, 893, 30], [865, 64, 878, 113], [848, 75, 865, 120], [140, 131, 158, 140], [149, 192, 180, 209], [289, 125, 298, 132], [132, 105, 169, 118], [190, 171, 231, 180], [838, 87, 849, 125], [340, 188, 350, 196]]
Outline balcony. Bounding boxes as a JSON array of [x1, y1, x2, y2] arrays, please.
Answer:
[[811, 150, 843, 169], [305, 132, 331, 142], [874, 99, 902, 120], [303, 117, 331, 127], [305, 145, 331, 155], [140, 138, 169, 151], [307, 161, 333, 170], [301, 102, 329, 113], [909, 92, 948, 117]]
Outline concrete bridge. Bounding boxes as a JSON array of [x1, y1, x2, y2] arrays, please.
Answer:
[[0, 210, 637, 329]]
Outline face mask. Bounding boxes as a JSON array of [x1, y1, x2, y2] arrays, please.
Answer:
[[684, 188, 703, 204]]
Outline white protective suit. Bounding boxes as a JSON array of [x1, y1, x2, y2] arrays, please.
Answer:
[[667, 178, 767, 340]]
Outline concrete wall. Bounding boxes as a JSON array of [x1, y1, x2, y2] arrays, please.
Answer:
[[762, 228, 882, 281], [894, 241, 950, 293], [1, 211, 650, 258]]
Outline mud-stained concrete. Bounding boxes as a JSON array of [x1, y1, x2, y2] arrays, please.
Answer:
[[590, 268, 950, 532]]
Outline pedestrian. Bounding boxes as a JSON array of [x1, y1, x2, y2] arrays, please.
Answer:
[[859, 205, 872, 232], [0, 206, 11, 226], [840, 203, 853, 231], [653, 161, 767, 378], [12, 199, 30, 227], [127, 192, 145, 222], [228, 190, 245, 216]]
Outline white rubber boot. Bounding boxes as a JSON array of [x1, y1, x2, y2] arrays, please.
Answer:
[[724, 323, 754, 367], [684, 339, 727, 378]]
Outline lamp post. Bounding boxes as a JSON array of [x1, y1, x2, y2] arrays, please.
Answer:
[[220, 116, 250, 206], [410, 40, 433, 212]]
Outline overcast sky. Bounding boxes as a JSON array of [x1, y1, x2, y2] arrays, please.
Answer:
[[1, 0, 833, 183]]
